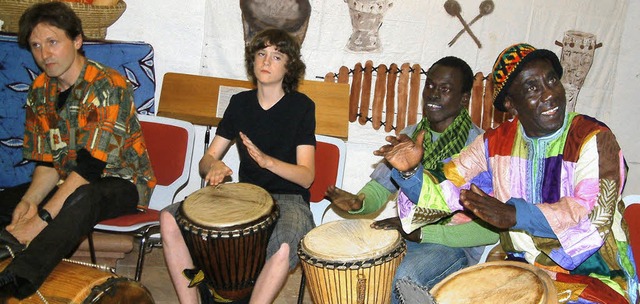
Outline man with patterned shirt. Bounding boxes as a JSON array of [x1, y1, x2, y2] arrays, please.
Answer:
[[380, 43, 636, 303], [0, 2, 155, 299]]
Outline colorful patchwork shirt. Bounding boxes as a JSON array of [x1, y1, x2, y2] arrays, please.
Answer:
[[22, 60, 156, 205], [393, 112, 636, 299]]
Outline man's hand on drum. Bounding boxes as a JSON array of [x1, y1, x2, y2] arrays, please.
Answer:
[[204, 159, 233, 186], [374, 131, 425, 172], [7, 213, 46, 245], [371, 217, 421, 243], [6, 200, 40, 244], [325, 186, 365, 212], [240, 132, 274, 169], [8, 199, 37, 229], [460, 184, 516, 229]]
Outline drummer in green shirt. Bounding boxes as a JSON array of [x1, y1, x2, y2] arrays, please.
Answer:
[[325, 56, 498, 303]]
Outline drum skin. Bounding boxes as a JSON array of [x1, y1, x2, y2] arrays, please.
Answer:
[[430, 261, 557, 304], [0, 259, 154, 304], [298, 219, 406, 304], [176, 183, 279, 302]]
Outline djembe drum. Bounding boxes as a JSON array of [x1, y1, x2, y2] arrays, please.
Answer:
[[0, 259, 154, 303], [176, 183, 279, 302], [430, 261, 557, 304], [298, 219, 406, 304]]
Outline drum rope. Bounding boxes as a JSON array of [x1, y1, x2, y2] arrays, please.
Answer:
[[61, 258, 116, 273], [356, 273, 366, 304], [179, 198, 278, 302]]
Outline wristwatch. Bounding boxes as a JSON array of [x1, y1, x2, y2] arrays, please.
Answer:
[[38, 209, 53, 224], [399, 166, 419, 180]]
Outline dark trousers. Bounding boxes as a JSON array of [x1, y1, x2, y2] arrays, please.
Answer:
[[0, 177, 138, 298]]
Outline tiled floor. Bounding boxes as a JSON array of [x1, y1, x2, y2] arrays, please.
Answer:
[[115, 244, 313, 304]]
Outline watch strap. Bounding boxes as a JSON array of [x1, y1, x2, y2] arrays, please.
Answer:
[[38, 209, 53, 224]]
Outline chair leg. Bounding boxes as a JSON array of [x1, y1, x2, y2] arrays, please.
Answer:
[[134, 236, 148, 281], [297, 272, 306, 304], [87, 232, 97, 265]]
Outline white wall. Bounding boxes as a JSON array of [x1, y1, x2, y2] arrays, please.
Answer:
[[100, 0, 640, 199], [611, 0, 640, 197]]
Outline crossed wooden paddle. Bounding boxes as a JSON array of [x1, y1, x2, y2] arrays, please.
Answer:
[[445, 0, 495, 48]]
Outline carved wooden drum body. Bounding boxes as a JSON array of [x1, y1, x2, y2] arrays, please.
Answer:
[[176, 183, 279, 302], [298, 219, 406, 304], [0, 259, 154, 304]]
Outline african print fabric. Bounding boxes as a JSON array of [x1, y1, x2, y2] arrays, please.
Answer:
[[22, 60, 156, 205]]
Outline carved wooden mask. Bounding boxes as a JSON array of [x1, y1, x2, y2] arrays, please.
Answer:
[[240, 0, 312, 46]]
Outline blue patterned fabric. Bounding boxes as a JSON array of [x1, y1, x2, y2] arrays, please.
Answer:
[[0, 34, 156, 188]]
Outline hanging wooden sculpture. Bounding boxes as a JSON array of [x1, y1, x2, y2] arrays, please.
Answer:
[[326, 62, 509, 134], [349, 63, 364, 122], [371, 63, 387, 130], [396, 63, 411, 132], [359, 61, 374, 124], [448, 0, 494, 47], [555, 30, 602, 112], [444, 0, 485, 48], [345, 0, 394, 52], [385, 63, 398, 132], [239, 0, 311, 45]]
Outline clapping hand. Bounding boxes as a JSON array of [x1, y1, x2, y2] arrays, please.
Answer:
[[460, 184, 515, 229], [374, 131, 425, 172]]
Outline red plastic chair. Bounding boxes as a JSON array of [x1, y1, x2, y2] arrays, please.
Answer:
[[88, 114, 195, 281], [623, 195, 640, 270], [308, 135, 347, 225]]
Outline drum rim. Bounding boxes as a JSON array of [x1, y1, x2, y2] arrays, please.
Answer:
[[83, 277, 153, 303], [297, 240, 406, 270], [299, 219, 403, 262], [429, 260, 557, 303], [177, 204, 279, 239], [181, 183, 274, 227]]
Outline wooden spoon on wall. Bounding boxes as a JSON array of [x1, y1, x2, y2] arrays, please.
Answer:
[[444, 0, 482, 48]]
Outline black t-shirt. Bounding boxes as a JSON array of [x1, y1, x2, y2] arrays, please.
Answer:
[[216, 89, 316, 202]]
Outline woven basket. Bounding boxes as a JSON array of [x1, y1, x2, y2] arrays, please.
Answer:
[[0, 0, 126, 39]]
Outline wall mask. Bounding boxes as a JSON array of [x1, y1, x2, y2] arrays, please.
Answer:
[[345, 0, 394, 52], [240, 0, 312, 46], [555, 30, 602, 112]]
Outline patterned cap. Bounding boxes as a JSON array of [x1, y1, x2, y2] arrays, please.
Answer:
[[491, 43, 563, 112]]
